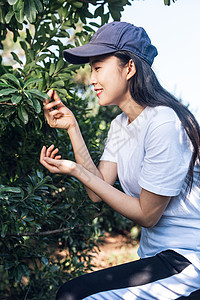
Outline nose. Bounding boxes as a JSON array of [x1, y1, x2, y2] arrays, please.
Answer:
[[89, 71, 97, 86]]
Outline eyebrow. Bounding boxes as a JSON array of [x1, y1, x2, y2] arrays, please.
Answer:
[[89, 57, 105, 66]]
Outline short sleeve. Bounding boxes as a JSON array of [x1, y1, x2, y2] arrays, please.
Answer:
[[138, 120, 192, 196], [100, 120, 117, 163]]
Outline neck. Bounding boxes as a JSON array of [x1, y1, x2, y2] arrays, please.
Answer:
[[119, 97, 145, 124]]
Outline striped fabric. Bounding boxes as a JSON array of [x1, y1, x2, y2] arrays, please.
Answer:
[[56, 250, 200, 300]]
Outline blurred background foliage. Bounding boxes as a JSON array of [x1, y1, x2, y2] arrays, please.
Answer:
[[0, 0, 176, 299]]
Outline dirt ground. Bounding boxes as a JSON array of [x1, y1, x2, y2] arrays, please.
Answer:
[[90, 232, 140, 271]]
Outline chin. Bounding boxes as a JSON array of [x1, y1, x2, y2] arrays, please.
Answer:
[[98, 99, 113, 107]]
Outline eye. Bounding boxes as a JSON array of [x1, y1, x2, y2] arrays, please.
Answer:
[[95, 67, 100, 71]]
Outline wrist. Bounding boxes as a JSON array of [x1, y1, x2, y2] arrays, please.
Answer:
[[67, 119, 79, 134], [71, 163, 90, 182], [70, 162, 82, 177]]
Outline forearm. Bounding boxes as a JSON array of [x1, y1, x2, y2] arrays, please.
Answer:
[[72, 164, 146, 225], [67, 124, 103, 202], [68, 124, 101, 175]]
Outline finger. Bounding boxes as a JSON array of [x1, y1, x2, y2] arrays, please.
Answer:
[[50, 148, 59, 158], [43, 89, 53, 105], [49, 110, 64, 119], [44, 156, 60, 167], [40, 146, 46, 163], [41, 158, 59, 173], [53, 91, 66, 108], [53, 90, 61, 102], [46, 145, 55, 157], [55, 155, 61, 160], [49, 109, 74, 119], [43, 100, 61, 111]]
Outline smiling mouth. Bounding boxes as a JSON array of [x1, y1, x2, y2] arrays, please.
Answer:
[[96, 90, 103, 98]]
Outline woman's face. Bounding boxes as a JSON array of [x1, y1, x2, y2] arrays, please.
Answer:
[[89, 55, 131, 107]]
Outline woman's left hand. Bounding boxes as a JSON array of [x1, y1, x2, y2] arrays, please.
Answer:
[[40, 145, 76, 175]]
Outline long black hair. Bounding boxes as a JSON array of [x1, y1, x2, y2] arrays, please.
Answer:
[[113, 50, 200, 192]]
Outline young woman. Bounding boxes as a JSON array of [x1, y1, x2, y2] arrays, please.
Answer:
[[40, 22, 200, 299]]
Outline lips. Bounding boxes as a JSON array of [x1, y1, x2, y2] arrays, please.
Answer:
[[95, 89, 103, 98], [97, 91, 103, 98]]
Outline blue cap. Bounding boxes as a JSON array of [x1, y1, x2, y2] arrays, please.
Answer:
[[63, 21, 158, 66]]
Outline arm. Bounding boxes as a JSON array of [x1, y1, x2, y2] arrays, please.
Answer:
[[43, 90, 117, 201], [40, 147, 171, 228], [66, 125, 118, 202]]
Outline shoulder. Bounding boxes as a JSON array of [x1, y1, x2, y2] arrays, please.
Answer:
[[145, 106, 191, 151], [149, 106, 180, 125], [146, 106, 182, 135]]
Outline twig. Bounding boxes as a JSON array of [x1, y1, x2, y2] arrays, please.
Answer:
[[7, 224, 87, 237], [0, 102, 15, 106], [24, 286, 30, 300], [7, 207, 108, 237]]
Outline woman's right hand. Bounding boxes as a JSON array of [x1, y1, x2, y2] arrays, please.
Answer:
[[43, 89, 77, 131]]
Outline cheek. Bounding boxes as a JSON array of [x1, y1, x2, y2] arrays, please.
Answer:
[[111, 73, 128, 94]]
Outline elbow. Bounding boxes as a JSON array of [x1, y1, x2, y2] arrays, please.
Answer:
[[138, 217, 160, 228], [88, 193, 102, 203], [142, 221, 156, 228], [90, 197, 102, 203]]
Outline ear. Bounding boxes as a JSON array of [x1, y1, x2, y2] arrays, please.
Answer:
[[126, 59, 136, 80]]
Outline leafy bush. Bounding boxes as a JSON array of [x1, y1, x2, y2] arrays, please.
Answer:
[[0, 0, 133, 298]]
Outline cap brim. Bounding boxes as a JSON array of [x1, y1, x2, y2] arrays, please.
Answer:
[[63, 43, 117, 65]]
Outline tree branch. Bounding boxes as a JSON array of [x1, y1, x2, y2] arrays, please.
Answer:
[[7, 207, 108, 237], [7, 224, 85, 237]]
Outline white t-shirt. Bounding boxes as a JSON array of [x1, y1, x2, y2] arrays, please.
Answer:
[[100, 106, 200, 270]]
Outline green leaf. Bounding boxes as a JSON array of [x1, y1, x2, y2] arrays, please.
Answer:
[[49, 63, 55, 76], [27, 89, 48, 99], [4, 107, 15, 117], [31, 98, 41, 113], [11, 52, 23, 65], [36, 53, 49, 62], [1, 224, 8, 238], [5, 10, 14, 23], [15, 8, 24, 23], [0, 88, 18, 96], [101, 12, 109, 24], [8, 0, 18, 4], [0, 82, 14, 88], [18, 105, 29, 124], [109, 8, 121, 21], [13, 0, 23, 11], [83, 25, 95, 33], [94, 5, 104, 18], [34, 0, 43, 12], [71, 1, 83, 8], [0, 7, 5, 24], [11, 95, 22, 104], [0, 186, 21, 193], [26, 28, 32, 44], [54, 59, 65, 74], [89, 22, 101, 28], [24, 0, 37, 23], [24, 78, 42, 88], [58, 73, 71, 80], [20, 41, 28, 53], [56, 88, 68, 96], [51, 80, 65, 88], [3, 73, 21, 87]]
